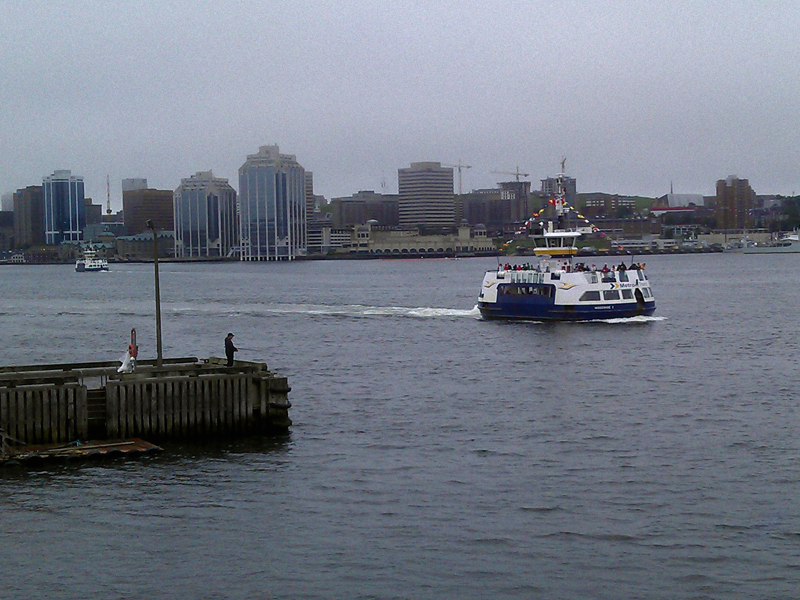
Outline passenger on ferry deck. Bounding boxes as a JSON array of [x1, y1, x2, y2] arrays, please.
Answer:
[[602, 264, 610, 273]]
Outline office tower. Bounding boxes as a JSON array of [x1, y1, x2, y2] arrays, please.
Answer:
[[305, 171, 316, 223], [238, 145, 307, 261], [398, 162, 454, 228], [716, 175, 755, 231], [541, 174, 577, 207], [174, 171, 238, 258], [122, 178, 148, 192], [13, 186, 44, 247], [43, 170, 85, 244], [124, 187, 174, 235]]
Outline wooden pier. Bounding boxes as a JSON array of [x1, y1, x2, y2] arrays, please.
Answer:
[[0, 358, 291, 455]]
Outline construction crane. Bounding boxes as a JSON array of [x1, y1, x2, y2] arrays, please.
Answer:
[[443, 161, 472, 195], [491, 167, 530, 182]]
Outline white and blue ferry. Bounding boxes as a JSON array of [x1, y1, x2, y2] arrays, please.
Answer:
[[477, 173, 655, 322]]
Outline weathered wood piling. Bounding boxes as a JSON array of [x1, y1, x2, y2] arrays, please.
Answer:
[[0, 358, 291, 452]]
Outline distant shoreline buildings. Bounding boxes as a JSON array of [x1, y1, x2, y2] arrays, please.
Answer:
[[1, 148, 798, 262]]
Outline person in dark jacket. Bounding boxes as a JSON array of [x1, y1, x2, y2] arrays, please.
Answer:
[[225, 333, 238, 366]]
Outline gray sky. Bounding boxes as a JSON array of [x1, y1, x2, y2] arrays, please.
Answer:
[[1, 0, 798, 210]]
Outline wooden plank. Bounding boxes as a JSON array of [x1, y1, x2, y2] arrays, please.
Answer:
[[201, 378, 210, 435], [24, 389, 33, 444], [182, 379, 191, 435], [55, 387, 64, 442], [0, 391, 8, 437], [222, 377, 230, 432], [106, 382, 118, 438], [133, 382, 142, 437], [49, 389, 61, 444], [66, 387, 76, 441], [40, 388, 50, 443], [214, 378, 222, 433], [9, 390, 19, 442], [150, 382, 159, 435], [76, 385, 88, 440], [164, 380, 173, 436], [124, 384, 134, 438], [244, 378, 254, 432], [157, 381, 166, 435], [233, 377, 242, 433]]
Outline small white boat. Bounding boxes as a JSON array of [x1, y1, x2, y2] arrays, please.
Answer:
[[75, 246, 109, 272]]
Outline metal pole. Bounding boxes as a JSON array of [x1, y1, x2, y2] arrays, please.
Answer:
[[147, 220, 163, 367]]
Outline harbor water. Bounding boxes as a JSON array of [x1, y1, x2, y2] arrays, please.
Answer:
[[2, 254, 800, 599]]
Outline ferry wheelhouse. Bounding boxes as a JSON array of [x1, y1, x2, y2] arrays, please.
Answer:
[[477, 171, 656, 322]]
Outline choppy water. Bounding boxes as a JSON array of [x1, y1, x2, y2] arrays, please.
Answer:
[[2, 254, 800, 599]]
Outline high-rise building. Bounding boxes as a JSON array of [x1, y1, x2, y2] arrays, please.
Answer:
[[174, 171, 238, 258], [541, 174, 577, 207], [305, 171, 315, 223], [716, 175, 755, 231], [43, 170, 85, 244], [122, 178, 148, 192], [398, 162, 454, 228], [331, 190, 400, 228], [12, 186, 44, 248], [238, 145, 307, 261], [123, 187, 174, 235]]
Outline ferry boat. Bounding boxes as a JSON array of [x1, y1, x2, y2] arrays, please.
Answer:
[[75, 246, 109, 272], [477, 170, 656, 322]]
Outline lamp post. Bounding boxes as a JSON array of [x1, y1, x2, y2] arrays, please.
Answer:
[[146, 219, 163, 367]]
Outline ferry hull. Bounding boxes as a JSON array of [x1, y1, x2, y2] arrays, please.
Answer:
[[479, 300, 656, 321]]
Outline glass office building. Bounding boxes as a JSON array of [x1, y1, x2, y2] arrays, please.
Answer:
[[239, 145, 307, 261], [173, 171, 238, 258], [43, 170, 85, 244]]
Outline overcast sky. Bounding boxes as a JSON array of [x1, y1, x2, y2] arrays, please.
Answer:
[[1, 0, 798, 209]]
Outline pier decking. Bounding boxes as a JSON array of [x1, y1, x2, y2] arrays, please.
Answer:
[[0, 358, 291, 458]]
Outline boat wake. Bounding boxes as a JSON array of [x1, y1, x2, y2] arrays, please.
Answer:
[[259, 303, 482, 319], [591, 315, 666, 324], [171, 302, 482, 320]]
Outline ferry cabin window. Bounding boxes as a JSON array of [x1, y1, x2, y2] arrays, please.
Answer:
[[621, 289, 633, 300], [603, 290, 620, 301], [619, 271, 629, 282], [579, 291, 601, 302]]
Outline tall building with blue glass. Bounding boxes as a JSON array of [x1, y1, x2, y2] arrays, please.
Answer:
[[43, 170, 85, 244], [238, 145, 306, 261], [173, 171, 238, 258]]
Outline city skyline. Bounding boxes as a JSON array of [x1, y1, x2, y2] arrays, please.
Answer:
[[1, 2, 799, 208]]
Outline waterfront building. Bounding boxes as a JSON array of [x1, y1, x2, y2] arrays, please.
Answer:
[[716, 175, 755, 231], [174, 171, 238, 258], [124, 187, 174, 235], [116, 230, 174, 260], [43, 170, 85, 244], [238, 145, 307, 261], [331, 190, 399, 228], [337, 222, 495, 257], [12, 185, 44, 248], [398, 162, 454, 228], [306, 212, 352, 254]]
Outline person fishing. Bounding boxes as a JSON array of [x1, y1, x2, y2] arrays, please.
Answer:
[[225, 332, 238, 367]]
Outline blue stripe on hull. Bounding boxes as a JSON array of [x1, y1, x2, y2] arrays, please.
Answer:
[[479, 300, 656, 321]]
